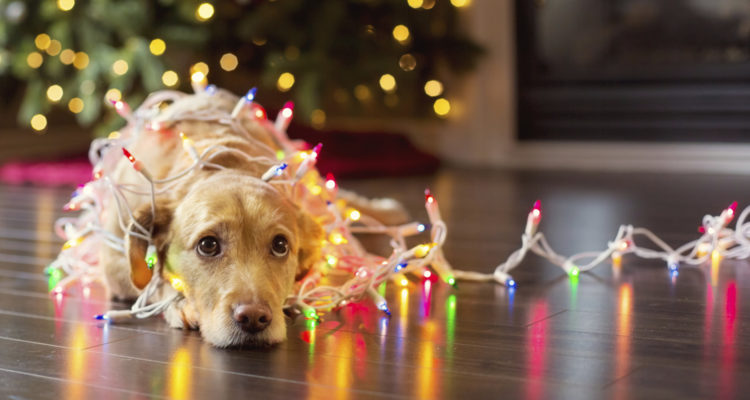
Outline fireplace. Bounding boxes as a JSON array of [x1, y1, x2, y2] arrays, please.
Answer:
[[516, 0, 750, 142]]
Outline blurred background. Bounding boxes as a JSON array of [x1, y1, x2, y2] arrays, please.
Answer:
[[2, 0, 750, 182]]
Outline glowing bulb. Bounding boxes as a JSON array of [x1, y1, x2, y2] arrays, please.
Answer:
[[447, 276, 456, 286], [162, 70, 179, 87], [145, 244, 157, 270], [149, 39, 166, 55], [276, 150, 285, 160], [450, 0, 470, 7], [68, 98, 84, 114], [506, 278, 517, 288], [122, 148, 136, 163], [392, 25, 410, 43], [46, 40, 61, 56], [424, 80, 443, 97], [310, 185, 322, 195], [105, 88, 122, 102], [196, 3, 215, 21], [326, 255, 338, 267], [330, 232, 347, 245], [433, 98, 451, 117], [325, 174, 336, 190], [191, 71, 206, 83], [712, 250, 721, 262], [379, 74, 397, 93], [220, 53, 238, 71], [303, 308, 318, 319], [415, 244, 432, 258], [62, 236, 84, 250], [59, 49, 75, 64], [668, 261, 679, 271], [569, 266, 580, 277], [46, 84, 63, 102], [170, 277, 185, 292], [73, 52, 89, 69], [423, 270, 432, 279], [407, 0, 424, 9], [27, 52, 43, 69], [400, 278, 409, 286], [34, 34, 51, 50], [57, 0, 75, 11], [395, 262, 407, 272], [277, 72, 295, 91], [348, 209, 361, 221], [30, 114, 47, 131]]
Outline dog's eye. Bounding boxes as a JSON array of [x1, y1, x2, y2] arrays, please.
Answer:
[[270, 235, 289, 257], [197, 236, 221, 257]]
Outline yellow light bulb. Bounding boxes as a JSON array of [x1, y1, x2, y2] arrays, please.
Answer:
[[73, 52, 89, 69], [191, 71, 206, 83], [59, 49, 75, 65], [277, 72, 295, 92], [330, 232, 347, 245], [30, 114, 47, 132], [68, 98, 84, 114], [407, 0, 423, 8], [424, 80, 443, 97], [46, 85, 63, 102], [46, 40, 61, 56], [392, 25, 410, 43], [34, 34, 51, 50], [112, 59, 129, 75], [108, 131, 121, 140], [171, 277, 185, 292], [191, 62, 209, 75], [149, 39, 166, 56], [196, 3, 215, 21], [415, 244, 433, 258], [219, 53, 238, 71], [27, 52, 43, 69], [450, 0, 471, 7], [161, 70, 179, 87], [57, 0, 75, 11], [433, 98, 451, 117], [379, 74, 397, 93], [348, 209, 361, 221], [105, 88, 122, 102]]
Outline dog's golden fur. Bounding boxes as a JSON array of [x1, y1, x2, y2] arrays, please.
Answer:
[[100, 92, 328, 347]]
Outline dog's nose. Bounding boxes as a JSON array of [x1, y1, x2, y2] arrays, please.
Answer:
[[233, 303, 272, 333]]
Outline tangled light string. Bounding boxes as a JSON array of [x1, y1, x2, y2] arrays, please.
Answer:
[[48, 83, 749, 323]]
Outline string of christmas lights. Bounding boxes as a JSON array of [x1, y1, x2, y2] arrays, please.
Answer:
[[48, 84, 750, 324]]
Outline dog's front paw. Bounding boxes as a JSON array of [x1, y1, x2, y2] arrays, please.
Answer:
[[164, 299, 200, 330]]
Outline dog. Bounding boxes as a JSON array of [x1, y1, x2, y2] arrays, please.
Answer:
[[99, 90, 407, 347]]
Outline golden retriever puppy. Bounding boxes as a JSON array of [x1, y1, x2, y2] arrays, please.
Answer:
[[97, 91, 337, 347], [99, 90, 408, 347]]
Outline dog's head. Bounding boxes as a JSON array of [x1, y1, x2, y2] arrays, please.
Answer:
[[126, 173, 322, 347]]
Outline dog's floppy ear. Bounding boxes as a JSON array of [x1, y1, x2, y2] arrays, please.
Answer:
[[125, 200, 173, 290], [295, 209, 323, 280]]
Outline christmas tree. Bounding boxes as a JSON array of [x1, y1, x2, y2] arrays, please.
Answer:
[[0, 0, 482, 135]]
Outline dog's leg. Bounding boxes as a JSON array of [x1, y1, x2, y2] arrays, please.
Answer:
[[337, 189, 410, 226]]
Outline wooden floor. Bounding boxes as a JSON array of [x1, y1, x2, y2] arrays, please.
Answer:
[[1, 168, 750, 399]]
